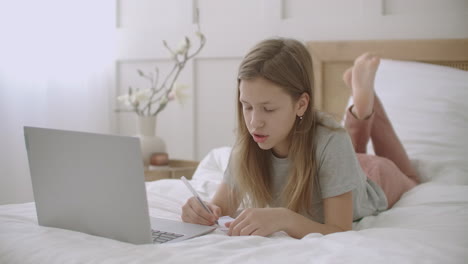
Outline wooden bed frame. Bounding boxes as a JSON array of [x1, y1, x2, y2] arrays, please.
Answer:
[[307, 39, 468, 120]]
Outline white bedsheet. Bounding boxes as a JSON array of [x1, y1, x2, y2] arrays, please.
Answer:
[[1, 175, 467, 264]]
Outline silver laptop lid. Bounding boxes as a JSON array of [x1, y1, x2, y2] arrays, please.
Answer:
[[24, 126, 153, 244]]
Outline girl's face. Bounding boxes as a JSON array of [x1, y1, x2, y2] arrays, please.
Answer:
[[239, 77, 307, 158]]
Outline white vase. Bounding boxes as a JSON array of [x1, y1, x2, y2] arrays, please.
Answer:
[[137, 115, 167, 166]]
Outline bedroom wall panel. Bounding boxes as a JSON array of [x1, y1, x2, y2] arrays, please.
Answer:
[[194, 58, 240, 160], [383, 0, 468, 15], [118, 0, 192, 28], [198, 0, 264, 26], [280, 0, 468, 40], [283, 0, 361, 19]]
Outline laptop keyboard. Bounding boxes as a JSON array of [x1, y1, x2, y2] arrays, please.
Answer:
[[151, 229, 184, 244]]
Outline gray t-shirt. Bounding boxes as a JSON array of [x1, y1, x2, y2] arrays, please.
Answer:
[[224, 114, 388, 223]]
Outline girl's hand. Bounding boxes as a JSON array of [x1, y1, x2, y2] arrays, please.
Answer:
[[225, 208, 288, 237], [181, 196, 221, 226]]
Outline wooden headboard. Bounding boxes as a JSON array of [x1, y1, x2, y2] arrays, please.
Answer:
[[307, 39, 468, 121]]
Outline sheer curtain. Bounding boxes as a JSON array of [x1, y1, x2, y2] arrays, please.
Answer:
[[0, 1, 115, 204]]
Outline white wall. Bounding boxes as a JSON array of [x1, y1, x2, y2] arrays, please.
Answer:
[[116, 0, 468, 162], [1, 0, 467, 205], [0, 2, 115, 205]]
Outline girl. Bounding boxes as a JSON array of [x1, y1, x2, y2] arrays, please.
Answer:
[[181, 38, 419, 238]]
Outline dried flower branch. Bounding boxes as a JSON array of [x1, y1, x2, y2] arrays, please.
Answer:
[[117, 29, 206, 116]]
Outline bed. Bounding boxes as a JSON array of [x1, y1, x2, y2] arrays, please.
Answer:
[[1, 39, 468, 263]]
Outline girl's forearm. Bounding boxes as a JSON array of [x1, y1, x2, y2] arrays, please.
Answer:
[[281, 208, 348, 238]]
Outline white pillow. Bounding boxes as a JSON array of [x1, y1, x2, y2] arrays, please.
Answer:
[[192, 146, 231, 182], [347, 59, 468, 183]]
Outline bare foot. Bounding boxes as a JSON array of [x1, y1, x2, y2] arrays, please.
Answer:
[[343, 67, 352, 89], [350, 53, 380, 119]]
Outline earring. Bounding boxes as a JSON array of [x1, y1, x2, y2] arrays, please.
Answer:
[[299, 116, 303, 120]]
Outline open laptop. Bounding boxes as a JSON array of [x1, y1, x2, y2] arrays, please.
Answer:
[[23, 126, 216, 244]]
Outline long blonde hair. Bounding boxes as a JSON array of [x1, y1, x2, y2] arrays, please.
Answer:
[[230, 38, 320, 213]]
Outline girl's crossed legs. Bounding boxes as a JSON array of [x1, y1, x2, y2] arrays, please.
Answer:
[[343, 53, 419, 208]]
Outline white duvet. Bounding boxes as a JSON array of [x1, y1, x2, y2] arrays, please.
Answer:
[[1, 147, 468, 264]]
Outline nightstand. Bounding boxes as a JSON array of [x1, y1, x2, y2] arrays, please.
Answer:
[[144, 159, 199, 181]]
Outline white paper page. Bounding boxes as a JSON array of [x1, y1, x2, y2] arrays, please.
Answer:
[[217, 216, 235, 232]]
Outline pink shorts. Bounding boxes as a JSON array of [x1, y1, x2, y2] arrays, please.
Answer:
[[357, 154, 416, 208]]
